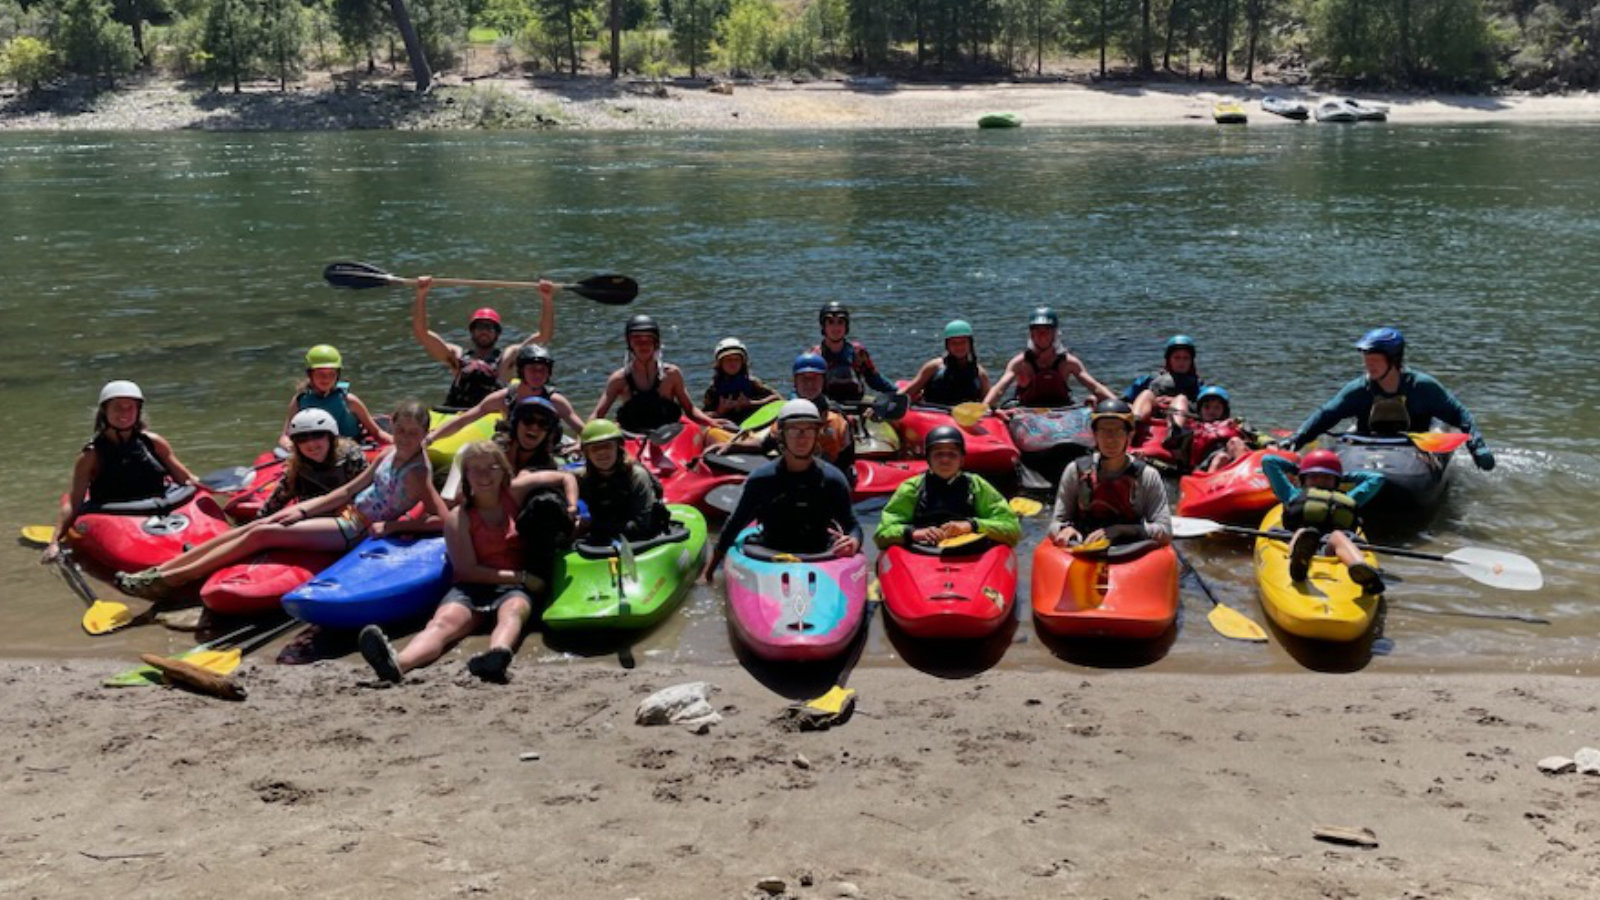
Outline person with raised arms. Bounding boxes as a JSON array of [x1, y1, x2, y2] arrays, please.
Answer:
[[1281, 327, 1495, 471], [810, 300, 898, 405], [902, 320, 992, 407], [984, 307, 1115, 412], [427, 341, 586, 450], [705, 352, 855, 482], [873, 426, 1020, 550], [1048, 400, 1172, 549], [1262, 450, 1386, 592], [701, 338, 781, 425], [357, 440, 577, 685], [278, 344, 390, 451], [591, 314, 719, 434], [1125, 334, 1202, 429], [701, 400, 862, 582], [115, 400, 444, 599], [412, 275, 557, 411], [42, 381, 200, 563]]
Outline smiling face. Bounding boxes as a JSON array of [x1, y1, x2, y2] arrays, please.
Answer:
[[1029, 325, 1056, 351], [308, 367, 340, 393], [519, 361, 551, 388], [102, 397, 141, 431], [585, 439, 621, 472], [927, 444, 963, 479], [717, 354, 745, 377], [469, 322, 499, 350], [945, 337, 971, 358], [292, 432, 333, 464], [391, 415, 427, 455], [1199, 397, 1227, 422], [1092, 419, 1131, 458], [793, 371, 825, 400], [464, 456, 506, 495], [515, 417, 550, 450], [822, 316, 849, 343]]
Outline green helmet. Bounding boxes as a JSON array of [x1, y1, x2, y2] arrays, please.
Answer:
[[943, 320, 974, 341], [580, 418, 625, 446], [1028, 307, 1058, 328], [305, 344, 343, 370]]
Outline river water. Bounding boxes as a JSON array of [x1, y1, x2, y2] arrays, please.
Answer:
[[2, 125, 1596, 674]]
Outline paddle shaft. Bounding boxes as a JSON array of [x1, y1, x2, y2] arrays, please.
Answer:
[[389, 273, 577, 292], [1173, 545, 1224, 609], [1207, 521, 1466, 565]]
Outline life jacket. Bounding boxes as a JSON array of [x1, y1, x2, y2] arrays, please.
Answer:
[[1146, 369, 1202, 401], [297, 382, 360, 439], [912, 472, 975, 527], [1016, 349, 1073, 407], [444, 347, 504, 411], [85, 432, 169, 505], [579, 461, 667, 542], [757, 463, 838, 554], [1366, 390, 1410, 435], [709, 371, 757, 403], [1282, 487, 1359, 533], [922, 357, 983, 407], [1069, 455, 1146, 534], [817, 340, 868, 402], [616, 365, 682, 434], [1188, 419, 1245, 469]]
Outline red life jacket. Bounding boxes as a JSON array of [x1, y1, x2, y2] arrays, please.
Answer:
[[1188, 419, 1244, 469], [1016, 349, 1073, 407], [1071, 456, 1145, 531]]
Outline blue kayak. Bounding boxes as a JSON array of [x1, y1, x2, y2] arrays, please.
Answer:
[[282, 535, 452, 629]]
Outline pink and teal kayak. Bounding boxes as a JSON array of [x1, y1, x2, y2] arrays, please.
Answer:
[[724, 528, 869, 662]]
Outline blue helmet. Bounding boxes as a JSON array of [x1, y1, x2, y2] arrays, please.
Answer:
[[512, 396, 562, 442], [793, 352, 827, 376], [1196, 385, 1231, 415], [1164, 334, 1197, 356], [1355, 327, 1405, 359]]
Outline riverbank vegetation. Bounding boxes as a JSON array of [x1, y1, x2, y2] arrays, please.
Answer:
[[3, 0, 1599, 100]]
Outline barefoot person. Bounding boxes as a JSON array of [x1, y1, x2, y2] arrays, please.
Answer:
[[1048, 400, 1172, 549], [412, 275, 557, 411], [984, 307, 1115, 411]]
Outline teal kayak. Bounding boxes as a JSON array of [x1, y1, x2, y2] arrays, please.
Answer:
[[541, 504, 708, 631], [978, 113, 1022, 129]]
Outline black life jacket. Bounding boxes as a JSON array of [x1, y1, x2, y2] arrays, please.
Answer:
[[617, 366, 683, 434], [444, 347, 504, 410], [922, 357, 983, 407], [912, 472, 975, 527], [86, 432, 169, 505], [757, 464, 837, 555]]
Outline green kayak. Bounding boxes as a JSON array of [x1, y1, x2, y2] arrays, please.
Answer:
[[541, 504, 708, 631], [978, 113, 1022, 129]]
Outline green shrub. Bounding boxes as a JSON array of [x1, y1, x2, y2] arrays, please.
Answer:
[[1, 34, 56, 91]]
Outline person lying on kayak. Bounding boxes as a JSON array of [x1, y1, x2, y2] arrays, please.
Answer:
[[810, 300, 898, 405], [412, 275, 556, 411], [984, 307, 1115, 412], [1262, 450, 1385, 592], [902, 320, 992, 407], [1164, 386, 1258, 474], [278, 344, 390, 452], [873, 426, 1020, 550], [705, 352, 856, 483], [702, 337, 781, 425], [115, 401, 445, 599], [592, 314, 720, 434], [1048, 400, 1172, 548], [43, 380, 200, 563], [358, 440, 578, 685], [259, 409, 371, 517], [1282, 327, 1495, 471], [571, 419, 671, 545], [700, 400, 862, 582], [1125, 334, 1202, 429], [496, 396, 566, 473], [427, 342, 586, 449]]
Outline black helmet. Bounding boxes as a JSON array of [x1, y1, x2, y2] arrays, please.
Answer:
[[516, 343, 554, 373], [1090, 399, 1136, 431], [1028, 307, 1058, 328], [924, 425, 966, 458], [818, 301, 851, 332], [624, 314, 660, 338]]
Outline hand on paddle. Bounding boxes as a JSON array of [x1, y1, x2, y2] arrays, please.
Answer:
[[829, 526, 860, 558], [40, 539, 62, 564], [1051, 526, 1085, 548], [913, 520, 973, 546]]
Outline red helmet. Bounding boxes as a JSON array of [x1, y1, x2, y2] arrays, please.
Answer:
[[468, 308, 502, 330], [1299, 449, 1343, 478]]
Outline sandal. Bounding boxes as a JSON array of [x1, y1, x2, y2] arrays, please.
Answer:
[[115, 568, 173, 600], [467, 647, 513, 683], [358, 625, 402, 683]]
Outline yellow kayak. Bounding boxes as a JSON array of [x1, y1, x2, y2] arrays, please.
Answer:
[[427, 409, 503, 470], [1253, 505, 1380, 641], [1213, 101, 1248, 124]]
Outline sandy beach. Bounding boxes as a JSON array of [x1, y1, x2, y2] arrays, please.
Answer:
[[2, 656, 1597, 898]]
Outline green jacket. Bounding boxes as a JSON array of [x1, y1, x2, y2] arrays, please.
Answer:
[[873, 472, 1022, 550]]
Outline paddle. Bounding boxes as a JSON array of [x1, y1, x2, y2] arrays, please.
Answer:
[[19, 525, 53, 546], [645, 421, 685, 446], [1171, 516, 1544, 591], [702, 452, 767, 475], [706, 483, 744, 515], [57, 551, 134, 635], [1008, 496, 1043, 517], [937, 532, 986, 550], [791, 577, 878, 729], [323, 261, 639, 305], [198, 447, 289, 492], [1407, 432, 1472, 455], [1014, 462, 1053, 492], [1173, 545, 1268, 642], [871, 392, 909, 422], [951, 402, 990, 429], [104, 619, 300, 687], [738, 399, 785, 434]]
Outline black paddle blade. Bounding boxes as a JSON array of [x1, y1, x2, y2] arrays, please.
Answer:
[[872, 392, 910, 422], [568, 274, 638, 305], [323, 261, 402, 290]]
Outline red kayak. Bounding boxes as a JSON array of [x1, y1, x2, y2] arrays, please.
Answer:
[[1130, 418, 1177, 467], [852, 459, 927, 502], [201, 549, 340, 616], [1177, 448, 1298, 522], [893, 407, 1019, 477], [1030, 541, 1179, 639], [627, 417, 706, 476], [660, 458, 744, 516], [877, 542, 1017, 639], [69, 485, 231, 575], [224, 445, 387, 522]]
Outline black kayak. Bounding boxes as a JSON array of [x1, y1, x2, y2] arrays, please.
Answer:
[[1334, 433, 1452, 531]]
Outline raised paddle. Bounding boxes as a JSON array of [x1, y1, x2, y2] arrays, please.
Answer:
[[1173, 545, 1268, 643], [323, 261, 639, 306], [1171, 516, 1544, 592]]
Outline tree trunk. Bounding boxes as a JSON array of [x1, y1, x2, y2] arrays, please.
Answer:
[[1098, 0, 1107, 78], [1139, 0, 1153, 73], [1217, 0, 1231, 81], [610, 0, 621, 79], [1244, 0, 1260, 82], [1163, 0, 1182, 72], [386, 0, 433, 93], [565, 0, 578, 75]]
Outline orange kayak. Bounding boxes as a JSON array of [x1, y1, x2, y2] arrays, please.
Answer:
[[1030, 541, 1179, 639]]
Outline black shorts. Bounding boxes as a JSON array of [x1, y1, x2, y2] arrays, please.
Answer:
[[441, 583, 532, 616]]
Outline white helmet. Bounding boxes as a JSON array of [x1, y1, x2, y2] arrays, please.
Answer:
[[288, 408, 339, 438], [714, 337, 748, 361], [98, 380, 144, 406], [777, 398, 822, 427]]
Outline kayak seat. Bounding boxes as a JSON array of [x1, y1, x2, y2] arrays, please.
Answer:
[[573, 523, 690, 559], [82, 482, 198, 516], [907, 537, 997, 558], [739, 540, 836, 564]]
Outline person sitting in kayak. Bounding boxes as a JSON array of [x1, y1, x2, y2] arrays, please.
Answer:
[[259, 409, 371, 517], [412, 275, 556, 411], [1164, 386, 1258, 474], [1048, 400, 1172, 549], [1125, 334, 1202, 429], [592, 314, 720, 434], [1282, 327, 1495, 471], [873, 426, 1020, 550], [358, 440, 578, 685], [810, 300, 897, 405], [428, 342, 586, 449], [115, 401, 446, 599], [702, 338, 781, 425], [1262, 450, 1386, 592], [279, 344, 390, 452], [701, 400, 862, 582], [705, 352, 856, 483], [43, 380, 200, 563], [902, 320, 992, 407], [571, 419, 670, 545], [984, 307, 1115, 412], [496, 396, 566, 473]]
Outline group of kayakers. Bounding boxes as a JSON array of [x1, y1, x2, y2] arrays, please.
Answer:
[[44, 281, 1497, 682]]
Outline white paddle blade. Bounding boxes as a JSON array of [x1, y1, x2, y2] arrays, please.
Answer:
[[1446, 547, 1544, 591], [1170, 516, 1226, 539]]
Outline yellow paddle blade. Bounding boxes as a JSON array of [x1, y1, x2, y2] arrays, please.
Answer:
[[20, 525, 54, 546], [951, 402, 989, 428], [802, 685, 856, 716], [706, 426, 735, 444], [1207, 603, 1268, 642], [1008, 497, 1044, 517], [938, 532, 986, 549], [867, 578, 882, 602], [773, 553, 800, 563], [82, 599, 133, 635], [184, 648, 243, 676], [1069, 537, 1111, 555], [1406, 432, 1472, 455]]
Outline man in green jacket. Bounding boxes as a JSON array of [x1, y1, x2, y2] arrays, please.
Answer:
[[874, 425, 1021, 550]]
